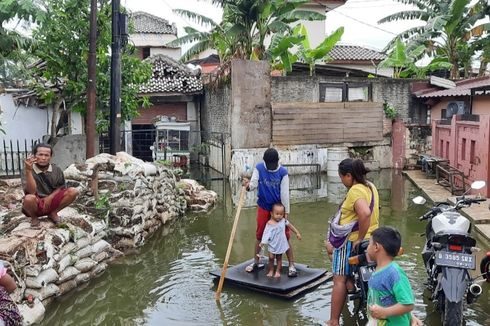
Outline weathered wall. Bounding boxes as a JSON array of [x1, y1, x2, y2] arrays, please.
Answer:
[[51, 135, 87, 170], [230, 60, 271, 149], [271, 75, 426, 123], [201, 83, 231, 136]]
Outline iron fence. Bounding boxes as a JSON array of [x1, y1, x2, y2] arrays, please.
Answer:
[[0, 138, 41, 178]]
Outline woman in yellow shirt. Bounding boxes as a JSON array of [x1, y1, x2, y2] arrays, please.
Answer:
[[327, 158, 379, 326]]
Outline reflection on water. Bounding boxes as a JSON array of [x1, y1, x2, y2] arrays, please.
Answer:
[[41, 170, 490, 325]]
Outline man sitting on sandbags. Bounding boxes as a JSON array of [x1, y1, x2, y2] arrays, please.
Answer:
[[21, 143, 79, 227]]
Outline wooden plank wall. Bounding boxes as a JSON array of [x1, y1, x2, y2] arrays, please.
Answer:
[[272, 102, 383, 145]]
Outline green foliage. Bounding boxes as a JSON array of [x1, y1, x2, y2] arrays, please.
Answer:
[[383, 103, 398, 120], [170, 0, 325, 64], [379, 0, 489, 79], [156, 159, 173, 167], [95, 193, 111, 216], [28, 0, 152, 137], [192, 143, 210, 155], [379, 38, 453, 78]]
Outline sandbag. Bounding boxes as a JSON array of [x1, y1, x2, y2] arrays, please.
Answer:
[[74, 245, 93, 259], [90, 262, 107, 277], [74, 258, 97, 273], [25, 265, 42, 277], [17, 299, 46, 326], [92, 251, 109, 263], [56, 266, 81, 284], [56, 243, 77, 261], [25, 284, 60, 301], [57, 279, 77, 295], [57, 254, 78, 274], [74, 272, 90, 285], [75, 237, 91, 251], [25, 269, 59, 289], [91, 240, 110, 256]]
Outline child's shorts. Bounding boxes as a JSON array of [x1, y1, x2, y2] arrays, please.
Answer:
[[332, 240, 353, 276]]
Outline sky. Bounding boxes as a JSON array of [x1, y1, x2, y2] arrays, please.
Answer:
[[124, 0, 424, 51]]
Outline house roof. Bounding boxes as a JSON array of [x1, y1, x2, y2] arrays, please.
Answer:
[[328, 45, 386, 62], [139, 54, 203, 95], [132, 11, 177, 35], [415, 77, 490, 98]]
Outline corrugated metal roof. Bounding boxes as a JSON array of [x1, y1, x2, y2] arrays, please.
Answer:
[[132, 12, 177, 35], [139, 55, 203, 95], [416, 77, 490, 98], [328, 45, 386, 61]]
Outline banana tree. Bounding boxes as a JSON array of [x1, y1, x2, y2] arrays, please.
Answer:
[[379, 38, 453, 78], [293, 24, 344, 76]]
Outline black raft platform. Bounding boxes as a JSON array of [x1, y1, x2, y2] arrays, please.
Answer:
[[210, 259, 332, 299]]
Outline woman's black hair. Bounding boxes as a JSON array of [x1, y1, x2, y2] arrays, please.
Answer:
[[32, 143, 53, 156], [338, 158, 370, 186]]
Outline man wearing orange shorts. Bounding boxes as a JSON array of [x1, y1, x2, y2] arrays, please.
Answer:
[[22, 143, 79, 227], [242, 148, 297, 277]]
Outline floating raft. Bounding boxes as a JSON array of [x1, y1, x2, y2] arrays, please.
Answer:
[[210, 259, 332, 299]]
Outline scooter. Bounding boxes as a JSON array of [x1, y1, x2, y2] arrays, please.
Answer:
[[412, 180, 487, 326]]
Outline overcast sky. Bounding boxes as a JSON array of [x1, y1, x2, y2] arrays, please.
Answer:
[[125, 0, 423, 51]]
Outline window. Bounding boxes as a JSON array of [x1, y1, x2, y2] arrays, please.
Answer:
[[462, 138, 466, 160], [470, 140, 476, 164], [446, 142, 449, 159], [319, 82, 372, 102], [142, 47, 151, 59], [440, 140, 444, 157]]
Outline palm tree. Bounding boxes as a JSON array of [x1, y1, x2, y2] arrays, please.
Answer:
[[379, 0, 488, 79]]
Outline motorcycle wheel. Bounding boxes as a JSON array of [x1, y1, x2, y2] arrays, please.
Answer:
[[443, 299, 463, 326], [480, 255, 490, 282]]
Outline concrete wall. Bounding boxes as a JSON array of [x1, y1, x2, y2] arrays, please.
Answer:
[[332, 63, 394, 77], [430, 96, 490, 123], [432, 115, 490, 197], [271, 75, 426, 123], [51, 134, 87, 170], [230, 60, 271, 149], [0, 94, 83, 144]]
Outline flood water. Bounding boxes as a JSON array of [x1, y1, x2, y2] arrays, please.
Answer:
[[41, 169, 490, 325]]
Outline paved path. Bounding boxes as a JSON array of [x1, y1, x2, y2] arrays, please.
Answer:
[[404, 170, 490, 242]]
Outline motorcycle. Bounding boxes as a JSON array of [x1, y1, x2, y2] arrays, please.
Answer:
[[412, 180, 488, 326]]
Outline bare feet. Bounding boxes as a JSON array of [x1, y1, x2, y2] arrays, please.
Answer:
[[48, 212, 62, 225], [30, 218, 40, 227], [326, 320, 340, 326], [274, 272, 281, 278], [266, 271, 273, 277]]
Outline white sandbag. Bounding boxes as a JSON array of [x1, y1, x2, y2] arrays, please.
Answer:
[[25, 284, 60, 301], [57, 279, 77, 295], [90, 231, 107, 245], [74, 258, 97, 273], [25, 269, 59, 289], [57, 254, 78, 274], [56, 266, 81, 284], [75, 237, 91, 251], [91, 240, 110, 255], [25, 265, 42, 277], [74, 272, 90, 285], [90, 221, 106, 236], [17, 299, 45, 326], [56, 242, 77, 262], [74, 245, 93, 259], [92, 251, 109, 263], [90, 262, 107, 277]]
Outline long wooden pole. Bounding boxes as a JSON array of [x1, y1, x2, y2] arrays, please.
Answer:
[[215, 186, 246, 300]]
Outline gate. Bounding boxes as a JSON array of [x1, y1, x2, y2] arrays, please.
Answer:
[[0, 138, 41, 178]]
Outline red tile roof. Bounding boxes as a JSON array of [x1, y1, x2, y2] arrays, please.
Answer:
[[415, 77, 490, 98]]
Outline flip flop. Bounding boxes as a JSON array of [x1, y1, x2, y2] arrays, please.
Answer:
[[245, 262, 259, 273], [288, 265, 298, 277]]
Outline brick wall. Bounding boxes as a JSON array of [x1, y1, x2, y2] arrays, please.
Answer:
[[201, 83, 232, 138]]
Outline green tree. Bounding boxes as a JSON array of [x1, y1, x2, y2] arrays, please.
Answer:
[[0, 0, 43, 87], [169, 0, 324, 63], [379, 0, 489, 79], [379, 38, 453, 78], [30, 0, 152, 140]]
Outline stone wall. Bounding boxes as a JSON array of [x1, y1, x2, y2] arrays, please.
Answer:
[[201, 83, 232, 137], [51, 135, 88, 170]]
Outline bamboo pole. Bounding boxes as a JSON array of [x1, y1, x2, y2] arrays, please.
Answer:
[[215, 186, 246, 301]]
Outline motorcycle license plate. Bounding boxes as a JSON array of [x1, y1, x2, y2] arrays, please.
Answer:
[[435, 252, 476, 270], [360, 265, 375, 282]]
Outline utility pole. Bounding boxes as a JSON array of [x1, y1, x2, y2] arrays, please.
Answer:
[[86, 0, 97, 159], [109, 0, 121, 154]]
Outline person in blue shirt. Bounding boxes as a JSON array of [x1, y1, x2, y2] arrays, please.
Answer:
[[242, 148, 298, 277]]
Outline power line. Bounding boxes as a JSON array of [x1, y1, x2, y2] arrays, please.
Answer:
[[323, 4, 399, 36]]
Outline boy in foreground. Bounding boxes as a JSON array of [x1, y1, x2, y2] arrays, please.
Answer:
[[366, 227, 422, 326]]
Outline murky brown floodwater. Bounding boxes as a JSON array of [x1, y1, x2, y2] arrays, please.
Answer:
[[41, 169, 490, 325]]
